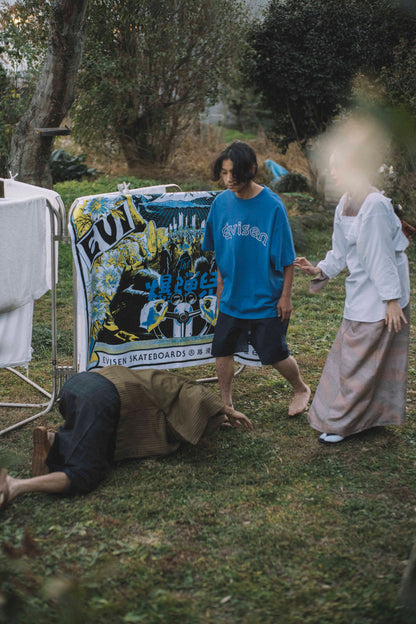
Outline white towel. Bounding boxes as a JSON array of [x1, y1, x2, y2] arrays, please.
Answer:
[[0, 180, 65, 368], [2, 177, 65, 288], [2, 178, 65, 221], [0, 196, 49, 313], [0, 301, 33, 367]]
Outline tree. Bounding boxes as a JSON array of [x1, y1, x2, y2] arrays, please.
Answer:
[[0, 1, 46, 177], [71, 0, 246, 169], [7, 0, 88, 187], [0, 66, 24, 176], [247, 0, 416, 150], [381, 40, 416, 117]]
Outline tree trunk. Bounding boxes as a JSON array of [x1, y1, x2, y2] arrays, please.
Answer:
[[116, 117, 157, 173], [8, 0, 88, 188]]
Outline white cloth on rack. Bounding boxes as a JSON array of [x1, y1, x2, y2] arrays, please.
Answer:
[[2, 177, 65, 288], [0, 196, 49, 313], [0, 180, 64, 367], [2, 177, 65, 221], [0, 301, 33, 367]]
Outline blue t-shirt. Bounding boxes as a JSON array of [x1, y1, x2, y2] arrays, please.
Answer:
[[202, 186, 295, 319]]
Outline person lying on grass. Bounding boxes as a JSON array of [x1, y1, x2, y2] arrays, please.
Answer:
[[0, 365, 252, 508]]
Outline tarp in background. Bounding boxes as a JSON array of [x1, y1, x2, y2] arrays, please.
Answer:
[[264, 159, 289, 185], [69, 191, 261, 371]]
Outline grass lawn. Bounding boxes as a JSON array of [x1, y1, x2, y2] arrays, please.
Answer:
[[1, 180, 416, 624]]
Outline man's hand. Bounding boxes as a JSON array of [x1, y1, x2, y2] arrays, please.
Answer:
[[277, 294, 292, 322], [216, 269, 224, 303], [385, 300, 407, 333], [278, 264, 295, 321]]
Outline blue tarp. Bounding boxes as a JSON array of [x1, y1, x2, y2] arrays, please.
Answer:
[[265, 159, 289, 183]]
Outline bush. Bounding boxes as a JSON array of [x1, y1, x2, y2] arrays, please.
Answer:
[[50, 149, 96, 183], [273, 173, 311, 193]]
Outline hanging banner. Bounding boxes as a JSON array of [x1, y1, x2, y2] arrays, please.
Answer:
[[69, 191, 262, 371]]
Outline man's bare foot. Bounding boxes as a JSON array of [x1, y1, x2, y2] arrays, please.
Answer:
[[288, 386, 311, 416], [32, 427, 52, 477]]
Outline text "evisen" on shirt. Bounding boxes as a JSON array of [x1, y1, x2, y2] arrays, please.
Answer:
[[222, 221, 268, 246]]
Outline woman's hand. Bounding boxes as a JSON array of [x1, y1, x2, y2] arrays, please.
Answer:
[[294, 257, 321, 276], [385, 300, 408, 333]]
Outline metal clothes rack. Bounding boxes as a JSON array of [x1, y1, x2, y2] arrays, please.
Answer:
[[0, 198, 76, 436]]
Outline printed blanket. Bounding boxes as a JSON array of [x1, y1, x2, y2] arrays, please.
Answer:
[[69, 191, 261, 371]]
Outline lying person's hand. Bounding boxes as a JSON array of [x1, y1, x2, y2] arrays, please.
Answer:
[[222, 406, 253, 431]]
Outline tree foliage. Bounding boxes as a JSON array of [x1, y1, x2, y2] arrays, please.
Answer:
[[0, 66, 25, 176], [381, 39, 416, 116], [71, 0, 246, 167], [6, 0, 88, 186], [0, 0, 88, 185], [0, 0, 49, 176], [247, 0, 416, 148], [0, 0, 50, 73]]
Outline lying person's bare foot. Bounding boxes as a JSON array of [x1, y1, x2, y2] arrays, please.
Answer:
[[32, 427, 53, 477], [0, 471, 23, 507], [288, 385, 311, 416]]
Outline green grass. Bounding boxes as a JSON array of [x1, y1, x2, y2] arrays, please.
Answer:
[[224, 129, 258, 143], [55, 177, 164, 210], [55, 176, 212, 211], [1, 185, 416, 623]]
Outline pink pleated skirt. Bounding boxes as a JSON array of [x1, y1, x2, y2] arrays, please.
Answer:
[[308, 306, 410, 437]]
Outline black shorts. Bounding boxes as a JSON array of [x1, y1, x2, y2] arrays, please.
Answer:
[[212, 312, 290, 365]]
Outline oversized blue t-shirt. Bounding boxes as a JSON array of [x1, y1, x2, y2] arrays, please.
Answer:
[[202, 186, 295, 319]]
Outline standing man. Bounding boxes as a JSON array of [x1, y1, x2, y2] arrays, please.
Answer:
[[202, 141, 310, 416]]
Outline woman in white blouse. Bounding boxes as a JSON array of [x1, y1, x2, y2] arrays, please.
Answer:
[[295, 139, 410, 444]]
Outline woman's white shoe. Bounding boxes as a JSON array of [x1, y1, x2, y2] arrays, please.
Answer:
[[319, 433, 345, 444]]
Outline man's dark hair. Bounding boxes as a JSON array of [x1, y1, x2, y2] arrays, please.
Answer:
[[212, 141, 258, 184]]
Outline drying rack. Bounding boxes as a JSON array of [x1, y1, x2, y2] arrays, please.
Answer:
[[0, 197, 74, 436]]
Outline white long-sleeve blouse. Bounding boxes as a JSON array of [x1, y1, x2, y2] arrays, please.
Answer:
[[318, 192, 410, 322]]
